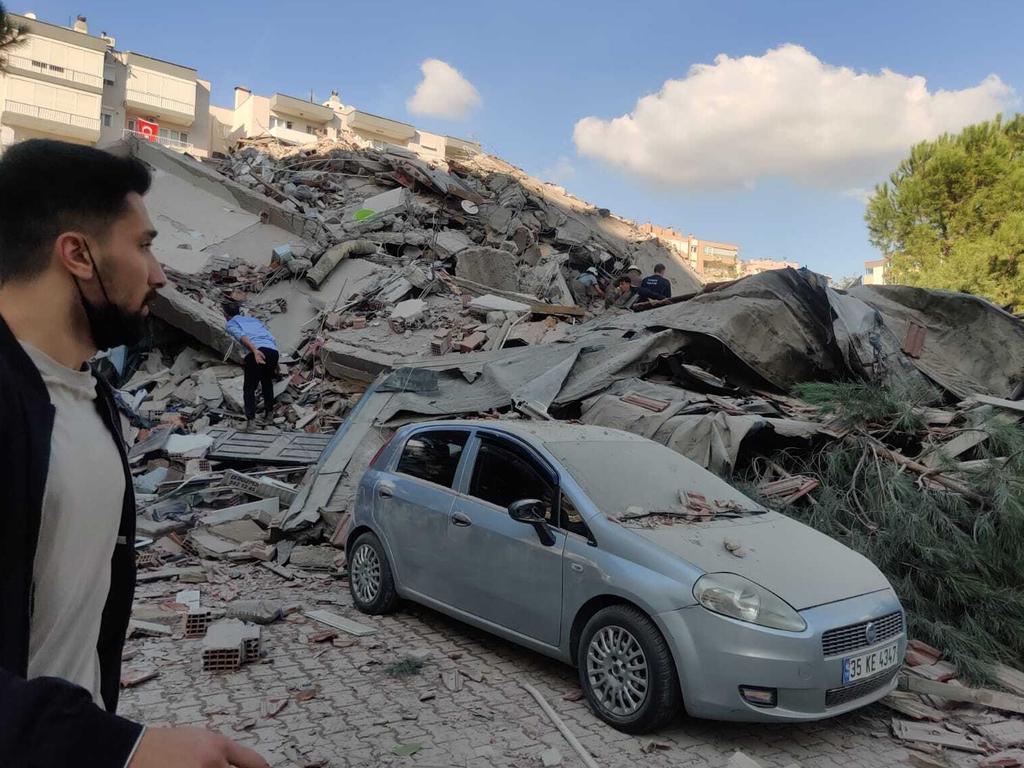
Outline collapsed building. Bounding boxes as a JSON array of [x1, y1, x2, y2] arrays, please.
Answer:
[[106, 135, 1024, 751]]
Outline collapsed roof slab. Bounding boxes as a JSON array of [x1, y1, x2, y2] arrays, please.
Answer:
[[109, 137, 318, 274]]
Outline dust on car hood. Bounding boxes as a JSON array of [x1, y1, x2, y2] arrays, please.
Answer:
[[630, 512, 891, 610]]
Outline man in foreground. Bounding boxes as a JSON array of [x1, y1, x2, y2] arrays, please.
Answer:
[[0, 140, 267, 768], [223, 301, 280, 430]]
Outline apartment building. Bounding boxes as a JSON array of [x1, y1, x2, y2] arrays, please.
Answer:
[[0, 13, 106, 148], [1, 12, 212, 156], [223, 86, 481, 163], [640, 223, 742, 280], [742, 258, 800, 276], [863, 258, 888, 285]]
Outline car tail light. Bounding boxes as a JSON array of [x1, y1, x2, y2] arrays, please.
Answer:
[[369, 433, 395, 468]]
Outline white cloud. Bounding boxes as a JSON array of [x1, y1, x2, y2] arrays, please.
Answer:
[[573, 45, 1016, 190], [407, 59, 481, 121], [539, 156, 576, 184]]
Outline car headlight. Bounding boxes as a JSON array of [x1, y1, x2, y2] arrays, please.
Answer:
[[693, 573, 806, 632]]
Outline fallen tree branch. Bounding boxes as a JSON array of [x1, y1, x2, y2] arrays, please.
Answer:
[[864, 436, 986, 504]]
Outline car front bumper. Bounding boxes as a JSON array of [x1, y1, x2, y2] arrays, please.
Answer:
[[659, 589, 906, 722]]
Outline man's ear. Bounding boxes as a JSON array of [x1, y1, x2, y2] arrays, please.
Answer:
[[55, 232, 95, 280]]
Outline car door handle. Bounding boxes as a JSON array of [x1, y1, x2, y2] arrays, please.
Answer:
[[378, 485, 394, 499], [452, 512, 472, 527]]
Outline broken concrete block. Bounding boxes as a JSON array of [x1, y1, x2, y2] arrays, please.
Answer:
[[200, 499, 278, 528], [359, 187, 407, 217], [468, 295, 532, 314], [540, 747, 563, 767], [480, 203, 513, 234], [165, 433, 215, 459], [202, 619, 261, 672], [390, 299, 427, 324], [272, 244, 294, 264], [456, 247, 520, 292], [225, 600, 284, 625], [322, 341, 396, 382], [150, 287, 242, 363], [196, 369, 223, 408], [305, 239, 378, 288], [432, 229, 473, 258], [555, 217, 592, 246], [289, 545, 338, 571]]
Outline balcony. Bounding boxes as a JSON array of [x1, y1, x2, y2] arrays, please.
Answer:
[[445, 134, 482, 160], [5, 53, 103, 92], [347, 109, 416, 143], [126, 88, 195, 126], [124, 129, 194, 153], [268, 124, 320, 146], [2, 99, 100, 142], [269, 93, 334, 124]]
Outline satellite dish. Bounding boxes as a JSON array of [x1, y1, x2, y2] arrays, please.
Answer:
[[461, 200, 479, 215]]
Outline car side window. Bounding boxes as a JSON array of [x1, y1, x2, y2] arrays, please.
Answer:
[[394, 430, 468, 488], [560, 493, 592, 540], [469, 437, 555, 519]]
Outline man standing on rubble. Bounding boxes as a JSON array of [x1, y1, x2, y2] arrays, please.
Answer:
[[0, 140, 268, 768], [223, 301, 280, 430]]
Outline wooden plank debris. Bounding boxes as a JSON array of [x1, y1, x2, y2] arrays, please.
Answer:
[[304, 609, 377, 636], [881, 692, 947, 722], [967, 395, 1024, 414], [976, 720, 1024, 749], [899, 675, 1024, 715], [891, 718, 986, 754], [995, 665, 1024, 697]]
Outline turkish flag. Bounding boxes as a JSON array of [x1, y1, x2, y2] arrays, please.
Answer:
[[137, 118, 158, 142]]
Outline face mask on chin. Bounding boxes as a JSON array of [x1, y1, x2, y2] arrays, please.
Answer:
[[74, 242, 148, 351]]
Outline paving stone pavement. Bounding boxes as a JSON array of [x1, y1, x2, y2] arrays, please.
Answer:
[[120, 563, 965, 768]]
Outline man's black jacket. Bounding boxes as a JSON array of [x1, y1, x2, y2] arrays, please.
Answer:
[[0, 314, 143, 767], [638, 274, 671, 301]]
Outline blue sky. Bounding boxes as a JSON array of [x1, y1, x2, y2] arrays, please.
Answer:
[[31, 0, 1024, 278]]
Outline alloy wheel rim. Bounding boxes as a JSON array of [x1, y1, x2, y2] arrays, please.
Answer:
[[586, 625, 649, 717], [351, 544, 381, 604]]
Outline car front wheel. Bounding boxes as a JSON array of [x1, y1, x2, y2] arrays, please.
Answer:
[[348, 532, 399, 615], [578, 605, 680, 733]]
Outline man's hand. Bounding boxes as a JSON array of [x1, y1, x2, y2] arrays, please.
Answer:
[[130, 727, 268, 768], [252, 349, 266, 365]]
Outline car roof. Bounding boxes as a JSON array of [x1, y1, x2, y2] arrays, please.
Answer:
[[407, 419, 650, 445]]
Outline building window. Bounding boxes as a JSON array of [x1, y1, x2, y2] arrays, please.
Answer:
[[48, 63, 65, 74], [690, 245, 698, 253], [102, 113, 112, 127], [180, 132, 188, 144], [286, 120, 294, 130], [127, 119, 136, 131]]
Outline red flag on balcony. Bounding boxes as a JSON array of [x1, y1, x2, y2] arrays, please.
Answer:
[[137, 118, 159, 142]]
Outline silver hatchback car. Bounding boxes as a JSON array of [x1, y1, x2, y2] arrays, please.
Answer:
[[347, 420, 907, 732]]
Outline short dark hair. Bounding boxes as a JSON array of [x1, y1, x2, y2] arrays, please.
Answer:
[[222, 300, 242, 318], [617, 276, 632, 286], [0, 140, 151, 282], [654, 263, 666, 273]]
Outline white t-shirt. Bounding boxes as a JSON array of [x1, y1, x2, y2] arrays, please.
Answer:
[[21, 342, 125, 708]]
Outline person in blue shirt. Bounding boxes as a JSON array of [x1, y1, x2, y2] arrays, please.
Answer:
[[638, 263, 672, 302], [223, 301, 279, 429]]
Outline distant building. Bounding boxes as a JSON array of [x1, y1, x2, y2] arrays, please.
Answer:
[[640, 223, 742, 280], [864, 258, 888, 285], [221, 87, 481, 163], [0, 13, 213, 156], [742, 258, 800, 276]]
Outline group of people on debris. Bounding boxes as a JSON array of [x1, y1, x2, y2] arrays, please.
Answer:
[[572, 262, 673, 309]]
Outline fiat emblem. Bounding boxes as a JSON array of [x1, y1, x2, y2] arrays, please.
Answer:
[[865, 621, 878, 645]]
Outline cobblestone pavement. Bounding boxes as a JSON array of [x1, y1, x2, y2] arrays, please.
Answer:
[[120, 563, 960, 768]]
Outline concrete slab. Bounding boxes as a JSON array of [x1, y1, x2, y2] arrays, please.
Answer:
[[456, 247, 520, 292]]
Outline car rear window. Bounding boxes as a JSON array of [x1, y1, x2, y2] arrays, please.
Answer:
[[394, 430, 468, 488]]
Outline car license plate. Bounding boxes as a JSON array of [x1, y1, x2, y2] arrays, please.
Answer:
[[842, 642, 900, 684]]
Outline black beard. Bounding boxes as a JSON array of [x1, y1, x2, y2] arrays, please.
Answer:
[[79, 292, 147, 350]]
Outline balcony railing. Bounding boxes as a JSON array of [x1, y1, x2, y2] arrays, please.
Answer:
[[123, 129, 194, 153], [3, 99, 100, 130], [126, 88, 194, 116], [5, 54, 103, 88]]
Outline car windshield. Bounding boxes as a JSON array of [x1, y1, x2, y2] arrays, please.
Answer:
[[544, 439, 766, 520]]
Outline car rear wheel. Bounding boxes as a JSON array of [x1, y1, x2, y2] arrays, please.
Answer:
[[578, 605, 680, 733], [348, 532, 398, 615]]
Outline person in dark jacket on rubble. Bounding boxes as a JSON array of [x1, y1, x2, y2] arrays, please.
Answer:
[[0, 140, 268, 768]]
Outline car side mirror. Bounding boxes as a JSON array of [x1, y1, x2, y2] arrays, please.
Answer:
[[508, 499, 556, 547], [508, 499, 547, 524]]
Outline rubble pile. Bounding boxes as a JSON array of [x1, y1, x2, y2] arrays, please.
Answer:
[[106, 137, 1024, 759]]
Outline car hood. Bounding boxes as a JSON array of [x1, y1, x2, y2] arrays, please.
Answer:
[[630, 512, 891, 610]]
